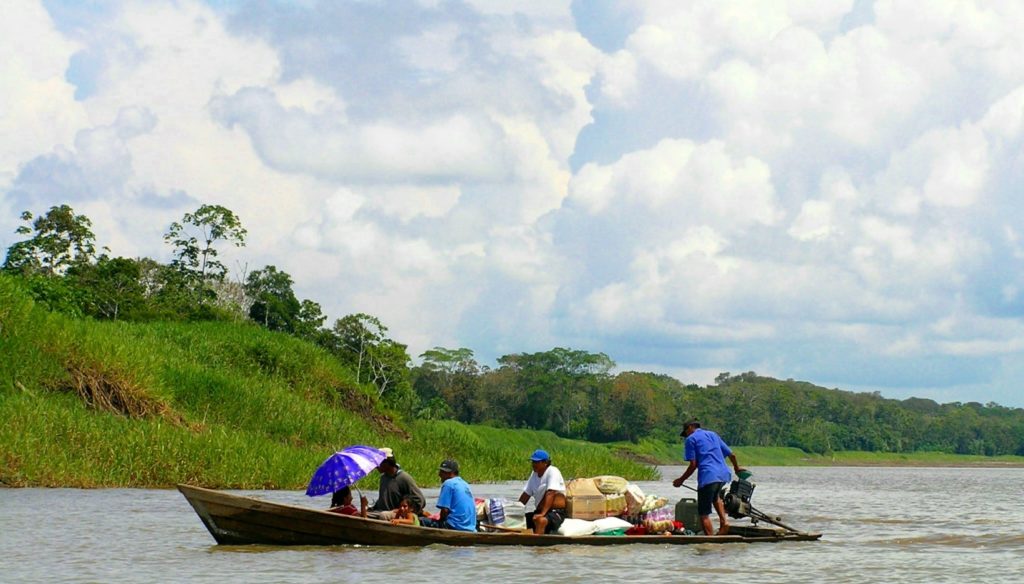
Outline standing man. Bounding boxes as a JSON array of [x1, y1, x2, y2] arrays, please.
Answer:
[[369, 447, 426, 521], [519, 449, 567, 535], [421, 459, 476, 531], [672, 418, 745, 535]]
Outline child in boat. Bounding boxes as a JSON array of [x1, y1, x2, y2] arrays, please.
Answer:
[[328, 486, 368, 517], [389, 496, 420, 526]]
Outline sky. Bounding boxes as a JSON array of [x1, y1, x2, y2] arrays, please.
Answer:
[[4, 0, 1024, 408]]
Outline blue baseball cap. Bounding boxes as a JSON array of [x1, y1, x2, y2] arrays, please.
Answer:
[[529, 449, 550, 462]]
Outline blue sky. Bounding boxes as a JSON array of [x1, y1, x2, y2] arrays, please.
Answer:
[[4, 0, 1024, 407]]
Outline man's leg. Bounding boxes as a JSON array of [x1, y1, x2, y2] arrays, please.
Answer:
[[544, 510, 565, 534], [420, 517, 451, 529], [713, 496, 729, 535], [696, 482, 724, 535], [533, 514, 549, 534]]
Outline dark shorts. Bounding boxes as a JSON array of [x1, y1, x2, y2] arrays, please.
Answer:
[[526, 509, 566, 534], [697, 482, 725, 516], [420, 517, 455, 530]]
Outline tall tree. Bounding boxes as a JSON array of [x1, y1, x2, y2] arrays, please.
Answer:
[[330, 313, 414, 410], [414, 347, 482, 421], [3, 205, 97, 275], [164, 204, 246, 281]]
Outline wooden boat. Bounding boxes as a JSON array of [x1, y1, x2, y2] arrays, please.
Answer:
[[178, 484, 822, 546]]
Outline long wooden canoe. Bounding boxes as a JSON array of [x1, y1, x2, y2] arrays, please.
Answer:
[[178, 484, 822, 546]]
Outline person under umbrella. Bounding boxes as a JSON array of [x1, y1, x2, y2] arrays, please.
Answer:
[[327, 486, 367, 516], [306, 445, 388, 513], [368, 447, 426, 521]]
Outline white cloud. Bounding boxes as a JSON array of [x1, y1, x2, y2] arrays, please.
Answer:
[[569, 138, 780, 230], [7, 0, 1024, 407], [272, 77, 347, 117], [596, 50, 639, 107], [0, 1, 86, 179], [397, 24, 464, 74]]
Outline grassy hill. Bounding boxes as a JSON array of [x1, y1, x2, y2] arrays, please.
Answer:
[[0, 274, 655, 488], [4, 272, 1022, 490]]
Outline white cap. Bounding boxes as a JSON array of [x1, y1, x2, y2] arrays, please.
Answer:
[[380, 447, 394, 458]]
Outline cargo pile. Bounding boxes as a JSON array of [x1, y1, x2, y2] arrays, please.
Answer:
[[476, 476, 693, 536], [563, 475, 681, 536]]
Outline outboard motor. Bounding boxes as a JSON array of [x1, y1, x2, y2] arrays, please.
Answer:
[[722, 474, 756, 519], [720, 471, 801, 533]]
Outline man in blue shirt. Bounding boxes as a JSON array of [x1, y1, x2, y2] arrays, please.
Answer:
[[672, 418, 745, 535], [421, 459, 476, 532]]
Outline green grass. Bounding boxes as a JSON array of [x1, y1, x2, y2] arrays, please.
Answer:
[[813, 450, 1024, 466], [0, 274, 655, 488]]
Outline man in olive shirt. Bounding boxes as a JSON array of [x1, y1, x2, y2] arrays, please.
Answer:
[[369, 448, 426, 520]]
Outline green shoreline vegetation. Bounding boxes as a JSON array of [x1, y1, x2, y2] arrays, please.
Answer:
[[3, 204, 1023, 490], [611, 441, 1024, 468], [0, 287, 654, 488]]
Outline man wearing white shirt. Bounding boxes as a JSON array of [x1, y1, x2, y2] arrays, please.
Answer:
[[518, 449, 567, 534]]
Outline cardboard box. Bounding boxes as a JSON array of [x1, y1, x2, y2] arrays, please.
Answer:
[[567, 495, 606, 520]]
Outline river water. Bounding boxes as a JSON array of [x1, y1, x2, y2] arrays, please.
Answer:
[[2, 466, 1023, 583]]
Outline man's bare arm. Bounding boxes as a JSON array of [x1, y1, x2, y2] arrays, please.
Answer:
[[727, 454, 744, 474], [672, 460, 698, 487]]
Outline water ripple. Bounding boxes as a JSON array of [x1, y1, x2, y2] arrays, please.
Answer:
[[4, 467, 1024, 584]]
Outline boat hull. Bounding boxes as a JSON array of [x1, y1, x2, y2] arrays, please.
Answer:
[[178, 484, 822, 547]]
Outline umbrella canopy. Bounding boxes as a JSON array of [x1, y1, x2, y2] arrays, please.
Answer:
[[305, 445, 387, 497]]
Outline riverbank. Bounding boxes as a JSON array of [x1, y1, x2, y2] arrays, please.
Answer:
[[5, 389, 1022, 489], [614, 440, 1024, 468], [3, 275, 1021, 490], [0, 277, 657, 489], [0, 390, 659, 489]]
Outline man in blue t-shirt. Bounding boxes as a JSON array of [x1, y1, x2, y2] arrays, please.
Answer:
[[421, 459, 476, 532], [672, 418, 745, 535]]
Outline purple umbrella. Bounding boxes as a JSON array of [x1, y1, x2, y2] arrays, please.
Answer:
[[305, 445, 387, 497]]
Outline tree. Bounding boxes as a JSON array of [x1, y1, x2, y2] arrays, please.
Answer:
[[413, 347, 482, 421], [601, 372, 662, 442], [130, 257, 229, 321], [164, 204, 246, 281], [330, 313, 414, 411], [244, 265, 300, 332], [3, 205, 97, 275], [496, 348, 615, 437], [68, 256, 146, 320], [294, 299, 328, 341]]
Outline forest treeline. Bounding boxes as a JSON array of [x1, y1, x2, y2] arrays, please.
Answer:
[[4, 204, 1024, 456]]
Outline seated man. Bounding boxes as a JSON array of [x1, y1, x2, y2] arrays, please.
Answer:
[[369, 447, 426, 521], [420, 459, 476, 531], [518, 449, 566, 534]]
